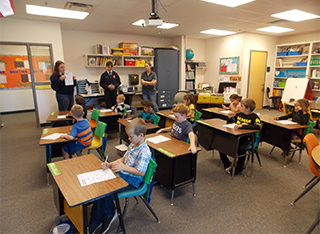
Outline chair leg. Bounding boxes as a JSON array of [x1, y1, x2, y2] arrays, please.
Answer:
[[304, 176, 318, 189], [133, 196, 139, 203], [192, 182, 196, 197], [255, 149, 262, 168], [291, 178, 320, 205], [117, 198, 129, 233], [306, 210, 320, 234], [138, 195, 160, 223], [270, 146, 275, 154], [171, 190, 175, 206]]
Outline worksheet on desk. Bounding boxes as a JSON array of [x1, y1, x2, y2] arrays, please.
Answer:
[[41, 133, 67, 140], [77, 169, 116, 187], [147, 135, 171, 144], [275, 120, 296, 125]]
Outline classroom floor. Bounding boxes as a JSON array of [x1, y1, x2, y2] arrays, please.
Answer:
[[0, 108, 319, 234]]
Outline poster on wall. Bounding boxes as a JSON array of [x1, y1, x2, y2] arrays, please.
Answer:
[[0, 55, 52, 89], [219, 56, 240, 74]]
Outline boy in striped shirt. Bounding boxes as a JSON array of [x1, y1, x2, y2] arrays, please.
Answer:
[[61, 104, 93, 159]]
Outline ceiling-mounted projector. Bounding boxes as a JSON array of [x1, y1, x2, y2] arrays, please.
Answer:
[[143, 19, 163, 27]]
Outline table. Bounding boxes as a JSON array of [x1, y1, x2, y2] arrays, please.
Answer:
[[48, 154, 128, 234], [99, 109, 121, 133], [145, 133, 201, 205], [260, 114, 309, 165], [201, 107, 229, 120], [197, 118, 258, 179], [46, 111, 74, 126], [156, 110, 191, 128], [118, 119, 159, 145]]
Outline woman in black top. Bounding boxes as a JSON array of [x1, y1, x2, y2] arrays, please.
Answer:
[[50, 60, 76, 111]]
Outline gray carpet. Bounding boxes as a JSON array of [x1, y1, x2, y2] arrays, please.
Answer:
[[0, 109, 319, 234]]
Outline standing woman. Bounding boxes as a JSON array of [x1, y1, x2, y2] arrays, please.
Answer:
[[50, 60, 77, 111], [141, 62, 159, 112], [100, 61, 121, 108]]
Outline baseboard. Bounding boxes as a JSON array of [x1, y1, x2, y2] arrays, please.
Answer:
[[0, 109, 35, 115]]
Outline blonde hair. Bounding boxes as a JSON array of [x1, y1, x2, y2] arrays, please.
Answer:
[[71, 104, 84, 118], [241, 98, 256, 111], [126, 118, 147, 136], [117, 94, 126, 101], [172, 104, 188, 115]]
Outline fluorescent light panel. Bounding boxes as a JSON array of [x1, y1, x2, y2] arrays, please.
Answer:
[[200, 29, 236, 36], [26, 4, 89, 20], [132, 19, 178, 29], [271, 9, 320, 22], [201, 0, 255, 7], [257, 26, 294, 33]]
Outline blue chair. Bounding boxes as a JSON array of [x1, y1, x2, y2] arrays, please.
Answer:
[[117, 158, 160, 228]]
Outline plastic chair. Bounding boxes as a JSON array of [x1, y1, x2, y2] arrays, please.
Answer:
[[154, 114, 161, 125], [291, 133, 320, 205], [192, 110, 202, 146], [89, 109, 100, 129], [84, 121, 107, 160], [266, 87, 281, 110], [121, 105, 128, 120], [308, 107, 320, 122], [117, 158, 160, 228]]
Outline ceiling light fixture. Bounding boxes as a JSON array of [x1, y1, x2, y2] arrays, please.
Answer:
[[200, 29, 236, 36], [257, 26, 294, 33], [201, 0, 255, 7], [26, 4, 89, 20], [271, 9, 320, 22]]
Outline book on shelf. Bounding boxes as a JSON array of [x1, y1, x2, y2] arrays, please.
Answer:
[[92, 44, 110, 55], [88, 57, 96, 66], [186, 81, 194, 90], [186, 71, 195, 80]]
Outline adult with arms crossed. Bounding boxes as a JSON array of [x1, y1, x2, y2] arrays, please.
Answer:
[[141, 62, 159, 112]]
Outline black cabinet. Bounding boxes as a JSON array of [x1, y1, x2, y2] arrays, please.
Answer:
[[154, 48, 179, 109]]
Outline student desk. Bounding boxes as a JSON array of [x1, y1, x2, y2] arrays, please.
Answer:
[[197, 118, 258, 179], [156, 110, 191, 128], [287, 100, 320, 110], [46, 111, 74, 126], [99, 109, 121, 133], [259, 114, 309, 165], [48, 154, 128, 234], [201, 107, 229, 120], [117, 119, 159, 144], [145, 133, 201, 205]]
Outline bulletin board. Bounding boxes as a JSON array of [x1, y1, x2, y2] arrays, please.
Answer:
[[0, 55, 52, 89], [219, 56, 240, 74]]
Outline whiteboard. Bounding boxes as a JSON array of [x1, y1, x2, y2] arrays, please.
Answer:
[[281, 78, 309, 102]]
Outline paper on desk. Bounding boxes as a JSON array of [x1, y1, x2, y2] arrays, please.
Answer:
[[223, 123, 237, 129], [41, 133, 67, 140], [77, 169, 116, 187], [220, 110, 232, 114], [100, 109, 112, 112], [64, 72, 74, 86], [275, 120, 296, 125], [57, 115, 67, 119], [169, 114, 175, 118], [147, 135, 171, 144]]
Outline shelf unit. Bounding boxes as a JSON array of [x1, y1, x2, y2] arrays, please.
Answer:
[[83, 54, 154, 68], [185, 61, 206, 92], [309, 41, 320, 95], [272, 41, 320, 98]]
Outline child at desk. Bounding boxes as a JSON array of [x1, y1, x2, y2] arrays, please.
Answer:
[[274, 99, 310, 140], [156, 104, 197, 154], [128, 100, 155, 123], [184, 93, 195, 119], [88, 118, 151, 234], [222, 94, 241, 113], [220, 98, 262, 176], [60, 104, 93, 159], [111, 94, 126, 115], [75, 95, 87, 119]]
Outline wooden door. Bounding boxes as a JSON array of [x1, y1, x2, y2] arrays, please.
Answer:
[[248, 51, 267, 109]]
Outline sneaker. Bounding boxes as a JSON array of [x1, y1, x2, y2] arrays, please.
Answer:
[[87, 222, 102, 234], [100, 211, 118, 234]]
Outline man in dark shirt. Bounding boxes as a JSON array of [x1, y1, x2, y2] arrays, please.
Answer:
[[99, 61, 121, 108]]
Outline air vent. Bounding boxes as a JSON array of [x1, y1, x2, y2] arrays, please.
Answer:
[[267, 19, 288, 24], [64, 2, 93, 12]]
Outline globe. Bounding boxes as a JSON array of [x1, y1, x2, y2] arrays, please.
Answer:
[[186, 49, 194, 60]]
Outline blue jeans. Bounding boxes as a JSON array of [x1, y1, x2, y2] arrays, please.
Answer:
[[89, 184, 136, 227], [142, 90, 159, 112], [56, 93, 74, 111]]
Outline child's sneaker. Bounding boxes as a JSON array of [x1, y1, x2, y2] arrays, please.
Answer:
[[100, 210, 118, 234]]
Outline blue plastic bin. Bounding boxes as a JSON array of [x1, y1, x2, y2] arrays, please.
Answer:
[[296, 62, 307, 66], [277, 52, 288, 56], [288, 51, 302, 56]]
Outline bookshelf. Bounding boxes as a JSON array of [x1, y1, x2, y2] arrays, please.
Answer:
[[83, 54, 154, 68], [185, 61, 206, 92], [309, 41, 320, 96]]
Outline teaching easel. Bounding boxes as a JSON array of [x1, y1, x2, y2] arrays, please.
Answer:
[[281, 77, 313, 102]]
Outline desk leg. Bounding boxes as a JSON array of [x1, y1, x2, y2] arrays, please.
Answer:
[[114, 191, 126, 234], [83, 204, 88, 234], [306, 210, 320, 234], [170, 190, 175, 206], [46, 145, 52, 185]]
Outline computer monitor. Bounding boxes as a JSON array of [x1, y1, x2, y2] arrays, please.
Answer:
[[218, 82, 237, 93], [129, 74, 139, 86]]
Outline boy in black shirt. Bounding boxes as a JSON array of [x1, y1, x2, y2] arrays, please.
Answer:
[[220, 98, 262, 176]]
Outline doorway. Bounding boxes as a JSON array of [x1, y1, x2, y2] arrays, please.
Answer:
[[247, 50, 268, 109]]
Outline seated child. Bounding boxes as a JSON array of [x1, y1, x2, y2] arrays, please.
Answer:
[[128, 100, 155, 123], [222, 94, 241, 113], [156, 104, 197, 154], [220, 98, 262, 176], [75, 95, 87, 119], [183, 93, 195, 119], [111, 94, 126, 115], [274, 98, 310, 140], [88, 118, 151, 234], [61, 104, 93, 159]]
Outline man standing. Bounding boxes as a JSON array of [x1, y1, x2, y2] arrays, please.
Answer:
[[99, 61, 121, 108]]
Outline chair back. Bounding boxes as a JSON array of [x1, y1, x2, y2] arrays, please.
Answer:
[[154, 114, 161, 125], [282, 102, 289, 115], [91, 109, 100, 121], [95, 121, 107, 138], [304, 133, 320, 177], [192, 110, 202, 129], [143, 158, 157, 202], [304, 120, 316, 135], [121, 105, 128, 120], [307, 107, 320, 122]]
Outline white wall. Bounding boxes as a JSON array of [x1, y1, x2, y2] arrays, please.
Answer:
[[61, 30, 172, 87], [280, 31, 320, 44], [0, 18, 64, 118]]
